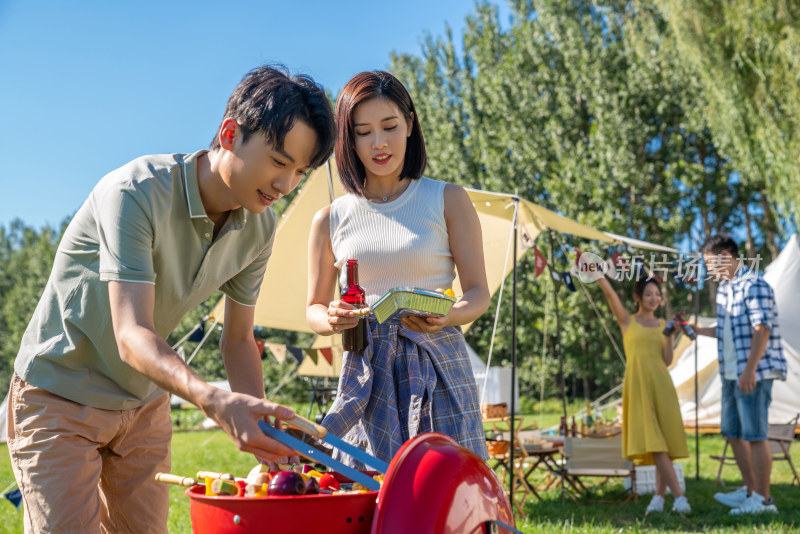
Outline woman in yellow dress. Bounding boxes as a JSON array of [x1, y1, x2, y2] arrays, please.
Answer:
[[597, 274, 691, 515]]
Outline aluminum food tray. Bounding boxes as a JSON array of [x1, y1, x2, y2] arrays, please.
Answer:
[[372, 287, 456, 324]]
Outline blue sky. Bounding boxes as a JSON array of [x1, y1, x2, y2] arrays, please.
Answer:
[[0, 0, 511, 229]]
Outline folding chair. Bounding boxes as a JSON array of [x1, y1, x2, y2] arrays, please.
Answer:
[[712, 413, 799, 487], [710, 441, 738, 487], [562, 434, 638, 503], [767, 414, 799, 486], [486, 428, 547, 513]]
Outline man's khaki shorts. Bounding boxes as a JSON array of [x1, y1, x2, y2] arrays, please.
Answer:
[[7, 374, 172, 534]]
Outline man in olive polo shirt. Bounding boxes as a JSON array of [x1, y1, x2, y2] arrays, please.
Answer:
[[7, 65, 335, 533]]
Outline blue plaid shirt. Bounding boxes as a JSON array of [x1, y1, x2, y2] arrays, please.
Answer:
[[716, 267, 787, 381]]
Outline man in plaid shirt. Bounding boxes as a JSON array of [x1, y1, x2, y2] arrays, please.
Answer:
[[694, 234, 787, 515]]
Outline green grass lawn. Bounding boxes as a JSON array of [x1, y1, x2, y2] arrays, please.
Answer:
[[0, 425, 797, 533]]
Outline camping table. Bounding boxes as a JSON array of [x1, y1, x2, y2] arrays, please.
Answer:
[[487, 445, 572, 514], [520, 446, 563, 492], [487, 448, 540, 513], [484, 416, 547, 513]]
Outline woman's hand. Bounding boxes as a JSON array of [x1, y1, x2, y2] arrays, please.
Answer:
[[327, 300, 361, 334], [401, 313, 448, 333]]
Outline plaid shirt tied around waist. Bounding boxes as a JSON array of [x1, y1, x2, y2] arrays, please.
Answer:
[[322, 317, 488, 468], [716, 267, 787, 381]]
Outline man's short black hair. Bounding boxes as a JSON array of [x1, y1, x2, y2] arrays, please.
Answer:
[[700, 233, 739, 256], [211, 64, 335, 168]]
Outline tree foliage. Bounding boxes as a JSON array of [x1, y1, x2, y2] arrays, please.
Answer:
[[2, 1, 797, 408], [642, 0, 800, 215], [0, 220, 66, 389], [390, 0, 793, 403]]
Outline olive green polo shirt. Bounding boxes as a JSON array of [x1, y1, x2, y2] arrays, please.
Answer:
[[15, 150, 276, 410]]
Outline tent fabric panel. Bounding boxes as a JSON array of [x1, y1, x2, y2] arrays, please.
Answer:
[[603, 232, 679, 253], [209, 160, 672, 342], [455, 203, 523, 332], [520, 200, 613, 243], [764, 234, 800, 351], [297, 346, 343, 377]]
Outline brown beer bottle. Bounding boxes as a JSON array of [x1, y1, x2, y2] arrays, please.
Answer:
[[559, 416, 568, 437], [341, 259, 368, 351]]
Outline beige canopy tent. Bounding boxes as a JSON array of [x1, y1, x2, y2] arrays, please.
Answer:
[[201, 159, 676, 503], [208, 159, 672, 340]]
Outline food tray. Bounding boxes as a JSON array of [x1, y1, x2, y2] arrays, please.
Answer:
[[372, 287, 456, 324]]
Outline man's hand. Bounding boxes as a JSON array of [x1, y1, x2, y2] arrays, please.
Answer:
[[204, 389, 297, 463], [738, 367, 757, 394]]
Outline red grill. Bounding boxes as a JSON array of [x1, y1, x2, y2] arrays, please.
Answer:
[[186, 432, 515, 533]]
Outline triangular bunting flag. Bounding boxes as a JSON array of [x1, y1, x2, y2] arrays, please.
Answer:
[[569, 263, 580, 279], [304, 348, 319, 365], [319, 348, 333, 365], [534, 246, 547, 278], [632, 257, 645, 280], [561, 272, 576, 292], [520, 229, 536, 250], [266, 342, 286, 364], [254, 338, 266, 359], [187, 322, 205, 343], [611, 251, 628, 268], [286, 346, 305, 365], [3, 488, 22, 509]]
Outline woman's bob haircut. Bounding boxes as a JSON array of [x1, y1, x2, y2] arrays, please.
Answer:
[[334, 71, 426, 195]]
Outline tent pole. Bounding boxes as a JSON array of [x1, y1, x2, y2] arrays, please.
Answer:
[[694, 283, 700, 480], [325, 160, 335, 203], [508, 199, 519, 508], [547, 229, 567, 505], [548, 230, 567, 419]]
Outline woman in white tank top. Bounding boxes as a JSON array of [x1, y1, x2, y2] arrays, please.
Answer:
[[306, 71, 491, 464]]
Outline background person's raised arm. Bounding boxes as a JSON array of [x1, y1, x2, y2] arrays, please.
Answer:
[[596, 276, 631, 331]]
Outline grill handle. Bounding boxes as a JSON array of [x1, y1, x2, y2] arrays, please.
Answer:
[[155, 473, 197, 487], [286, 414, 328, 439]]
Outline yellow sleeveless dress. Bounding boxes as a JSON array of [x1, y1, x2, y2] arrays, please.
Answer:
[[622, 318, 689, 465]]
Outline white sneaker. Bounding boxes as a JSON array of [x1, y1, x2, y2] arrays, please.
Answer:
[[714, 485, 748, 508], [729, 492, 778, 515], [672, 496, 691, 513], [645, 495, 665, 515]]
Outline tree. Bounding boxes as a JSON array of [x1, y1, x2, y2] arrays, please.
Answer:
[[390, 0, 789, 402], [0, 220, 65, 389], [643, 0, 800, 215]]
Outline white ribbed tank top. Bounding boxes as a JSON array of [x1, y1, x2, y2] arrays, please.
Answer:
[[329, 177, 455, 306]]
